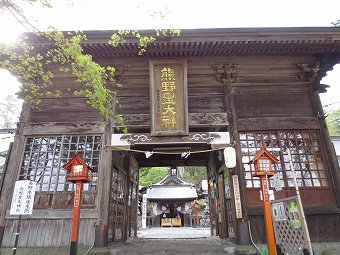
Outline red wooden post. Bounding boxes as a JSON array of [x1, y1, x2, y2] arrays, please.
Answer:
[[194, 201, 199, 227], [70, 181, 82, 254], [63, 153, 91, 255], [249, 146, 278, 255], [259, 173, 276, 255]]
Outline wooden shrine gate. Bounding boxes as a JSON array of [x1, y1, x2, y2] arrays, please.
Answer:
[[0, 28, 339, 251]]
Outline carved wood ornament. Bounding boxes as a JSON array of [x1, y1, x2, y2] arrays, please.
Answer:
[[212, 64, 240, 85], [296, 62, 320, 82]]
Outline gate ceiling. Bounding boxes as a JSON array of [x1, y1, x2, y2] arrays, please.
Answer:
[[111, 132, 230, 167]]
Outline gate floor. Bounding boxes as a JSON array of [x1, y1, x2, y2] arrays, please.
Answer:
[[109, 227, 231, 255]]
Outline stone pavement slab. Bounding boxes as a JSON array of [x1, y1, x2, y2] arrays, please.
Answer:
[[0, 228, 235, 255], [137, 227, 211, 239], [109, 227, 230, 255], [0, 246, 91, 255], [109, 237, 227, 255]]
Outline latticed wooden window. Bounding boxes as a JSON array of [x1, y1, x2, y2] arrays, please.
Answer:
[[19, 135, 102, 192], [239, 130, 330, 189]]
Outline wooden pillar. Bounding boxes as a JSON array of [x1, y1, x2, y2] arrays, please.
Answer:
[[311, 90, 340, 206], [218, 171, 228, 239], [0, 104, 30, 245], [94, 125, 113, 247], [207, 152, 220, 236], [113, 171, 119, 241], [207, 165, 215, 236], [224, 85, 252, 245], [128, 182, 132, 238], [123, 174, 129, 242], [134, 166, 139, 238]]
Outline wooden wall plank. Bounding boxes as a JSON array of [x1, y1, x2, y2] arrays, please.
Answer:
[[60, 220, 72, 246], [237, 117, 319, 131], [234, 92, 314, 118], [51, 220, 63, 247], [2, 218, 96, 247], [79, 219, 88, 246], [188, 96, 225, 113], [36, 219, 47, 247], [26, 220, 39, 247], [2, 219, 14, 247], [30, 97, 102, 123], [18, 220, 30, 247], [43, 220, 54, 247]]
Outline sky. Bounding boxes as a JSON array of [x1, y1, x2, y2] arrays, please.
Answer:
[[0, 0, 339, 139]]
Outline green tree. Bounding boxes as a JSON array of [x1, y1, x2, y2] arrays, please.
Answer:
[[0, 1, 180, 125], [0, 95, 21, 128], [327, 108, 340, 136], [182, 166, 207, 188], [139, 167, 168, 187], [331, 19, 340, 27]]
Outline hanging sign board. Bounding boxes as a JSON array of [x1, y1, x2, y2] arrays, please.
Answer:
[[232, 175, 243, 219], [273, 173, 283, 191], [288, 200, 302, 229], [272, 201, 287, 221], [10, 180, 36, 215], [142, 194, 147, 229], [150, 60, 188, 136]]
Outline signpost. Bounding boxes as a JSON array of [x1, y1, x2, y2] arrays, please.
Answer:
[[63, 153, 91, 255], [194, 200, 199, 227], [150, 60, 188, 136], [249, 146, 278, 255], [272, 202, 287, 222], [10, 180, 36, 255], [142, 194, 147, 229], [232, 175, 243, 219]]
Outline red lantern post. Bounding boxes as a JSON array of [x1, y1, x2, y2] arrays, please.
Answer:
[[63, 153, 91, 255], [249, 145, 278, 255], [194, 200, 199, 227]]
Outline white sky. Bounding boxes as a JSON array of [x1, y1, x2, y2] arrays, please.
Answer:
[[0, 0, 339, 116]]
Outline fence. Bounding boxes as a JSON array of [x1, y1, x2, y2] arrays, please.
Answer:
[[271, 196, 309, 255]]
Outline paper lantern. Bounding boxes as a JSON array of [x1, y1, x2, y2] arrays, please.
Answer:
[[224, 147, 236, 168]]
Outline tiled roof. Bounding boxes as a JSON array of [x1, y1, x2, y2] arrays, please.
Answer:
[[146, 185, 197, 201], [30, 27, 340, 58]]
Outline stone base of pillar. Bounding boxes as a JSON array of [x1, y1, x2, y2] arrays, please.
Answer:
[[236, 220, 252, 245], [94, 224, 108, 247]]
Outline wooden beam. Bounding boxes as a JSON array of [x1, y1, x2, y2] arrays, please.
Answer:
[[23, 122, 105, 136], [113, 113, 229, 128]]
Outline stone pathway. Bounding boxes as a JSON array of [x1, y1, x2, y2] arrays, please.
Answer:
[[108, 227, 234, 255], [137, 227, 211, 239]]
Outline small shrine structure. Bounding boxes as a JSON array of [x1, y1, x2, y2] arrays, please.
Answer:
[[146, 167, 197, 227]]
